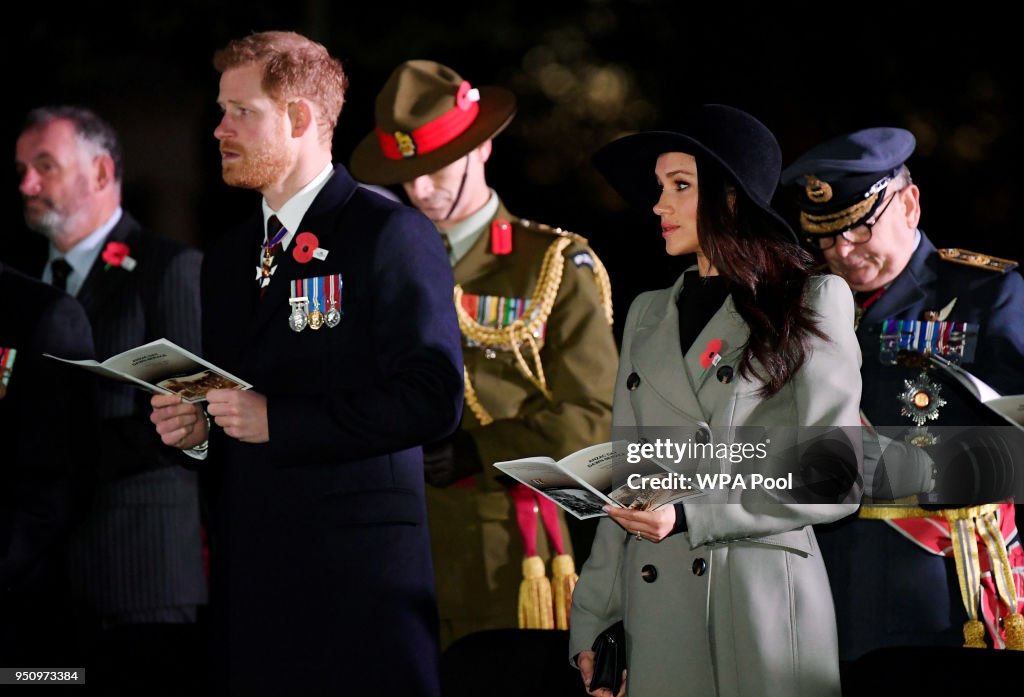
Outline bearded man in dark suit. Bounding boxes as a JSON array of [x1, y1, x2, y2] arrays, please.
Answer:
[[150, 31, 463, 697], [14, 106, 206, 689]]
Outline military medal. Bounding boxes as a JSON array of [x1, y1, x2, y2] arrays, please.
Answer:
[[880, 306, 977, 446], [308, 306, 324, 330], [288, 279, 309, 332], [257, 223, 288, 288], [459, 292, 540, 347], [879, 319, 978, 366], [289, 301, 308, 332], [307, 278, 324, 330], [0, 347, 16, 400], [899, 373, 946, 425], [325, 273, 342, 328], [897, 372, 946, 446]]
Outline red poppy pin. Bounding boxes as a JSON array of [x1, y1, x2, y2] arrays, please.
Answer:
[[699, 338, 724, 370], [101, 241, 136, 271], [292, 232, 329, 263]]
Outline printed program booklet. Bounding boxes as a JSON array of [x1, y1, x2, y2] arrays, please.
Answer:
[[930, 355, 1024, 429], [493, 440, 705, 520], [45, 338, 251, 403]]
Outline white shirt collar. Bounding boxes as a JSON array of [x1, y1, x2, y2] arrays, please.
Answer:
[[261, 163, 335, 250], [45, 207, 123, 297]]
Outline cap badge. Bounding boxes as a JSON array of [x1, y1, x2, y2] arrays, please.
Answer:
[[394, 131, 417, 159], [805, 174, 833, 203]]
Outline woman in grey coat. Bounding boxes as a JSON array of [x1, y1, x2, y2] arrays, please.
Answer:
[[570, 105, 863, 697]]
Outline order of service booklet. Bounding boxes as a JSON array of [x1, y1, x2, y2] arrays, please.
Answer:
[[930, 355, 1024, 429], [493, 440, 706, 520], [45, 338, 251, 403]]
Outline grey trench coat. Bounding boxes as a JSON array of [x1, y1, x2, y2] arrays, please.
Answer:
[[570, 272, 862, 697]]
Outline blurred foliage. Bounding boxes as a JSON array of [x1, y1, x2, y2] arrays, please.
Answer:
[[8, 1, 1022, 331]]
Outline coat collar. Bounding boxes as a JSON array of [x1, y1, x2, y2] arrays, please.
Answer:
[[629, 268, 748, 422], [861, 230, 936, 325], [452, 199, 516, 287]]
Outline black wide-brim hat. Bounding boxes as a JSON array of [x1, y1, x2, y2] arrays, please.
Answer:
[[594, 104, 798, 243], [350, 60, 517, 185]]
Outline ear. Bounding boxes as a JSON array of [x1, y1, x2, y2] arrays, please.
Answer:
[[287, 100, 314, 138], [474, 139, 493, 164], [899, 184, 921, 229], [93, 153, 116, 192]]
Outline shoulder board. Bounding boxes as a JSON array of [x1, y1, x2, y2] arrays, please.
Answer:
[[938, 248, 1018, 273], [518, 218, 590, 246]]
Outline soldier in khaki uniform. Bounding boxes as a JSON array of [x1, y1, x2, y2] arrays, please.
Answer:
[[350, 60, 617, 648]]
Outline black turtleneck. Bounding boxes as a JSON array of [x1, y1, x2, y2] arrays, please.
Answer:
[[669, 270, 730, 537], [676, 270, 731, 357]]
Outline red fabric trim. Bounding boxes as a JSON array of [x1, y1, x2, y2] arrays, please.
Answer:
[[889, 503, 1023, 647], [491, 218, 513, 255], [509, 484, 540, 557], [508, 484, 566, 557], [859, 286, 886, 311], [375, 81, 480, 160]]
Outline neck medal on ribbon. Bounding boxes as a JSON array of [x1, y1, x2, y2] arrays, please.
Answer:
[[257, 224, 289, 288]]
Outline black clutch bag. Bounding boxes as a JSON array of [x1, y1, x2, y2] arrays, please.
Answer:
[[590, 621, 626, 694]]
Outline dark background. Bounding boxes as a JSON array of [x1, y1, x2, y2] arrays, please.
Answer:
[[8, 1, 1022, 339]]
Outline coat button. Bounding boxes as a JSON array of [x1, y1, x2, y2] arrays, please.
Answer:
[[716, 365, 734, 384], [641, 564, 658, 583], [694, 427, 711, 445], [692, 558, 707, 576], [627, 372, 641, 391]]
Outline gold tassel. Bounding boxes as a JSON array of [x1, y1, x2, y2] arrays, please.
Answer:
[[963, 619, 987, 648], [551, 554, 578, 630], [1005, 613, 1024, 650], [518, 555, 554, 629]]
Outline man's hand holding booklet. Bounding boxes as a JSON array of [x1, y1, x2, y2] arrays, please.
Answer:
[[45, 337, 250, 403]]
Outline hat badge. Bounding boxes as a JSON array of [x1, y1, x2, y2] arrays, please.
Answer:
[[805, 174, 833, 203], [394, 131, 417, 159]]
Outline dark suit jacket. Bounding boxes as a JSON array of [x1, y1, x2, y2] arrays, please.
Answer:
[[0, 262, 94, 663], [200, 166, 463, 696], [858, 231, 1024, 426], [818, 232, 1024, 659], [23, 212, 207, 618]]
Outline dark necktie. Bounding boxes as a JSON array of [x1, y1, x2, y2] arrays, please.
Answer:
[[51, 258, 73, 292], [259, 215, 285, 299]]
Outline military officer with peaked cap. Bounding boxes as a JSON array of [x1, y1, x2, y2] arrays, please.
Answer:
[[783, 127, 1024, 658], [351, 60, 617, 648]]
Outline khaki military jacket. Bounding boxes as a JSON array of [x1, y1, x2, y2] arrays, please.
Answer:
[[428, 200, 617, 647]]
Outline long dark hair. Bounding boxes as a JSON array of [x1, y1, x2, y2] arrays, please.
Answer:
[[694, 153, 827, 398]]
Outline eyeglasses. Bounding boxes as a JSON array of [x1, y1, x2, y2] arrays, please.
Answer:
[[808, 188, 902, 251]]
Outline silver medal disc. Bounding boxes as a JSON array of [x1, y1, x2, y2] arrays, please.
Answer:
[[289, 306, 308, 332], [326, 306, 341, 328]]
